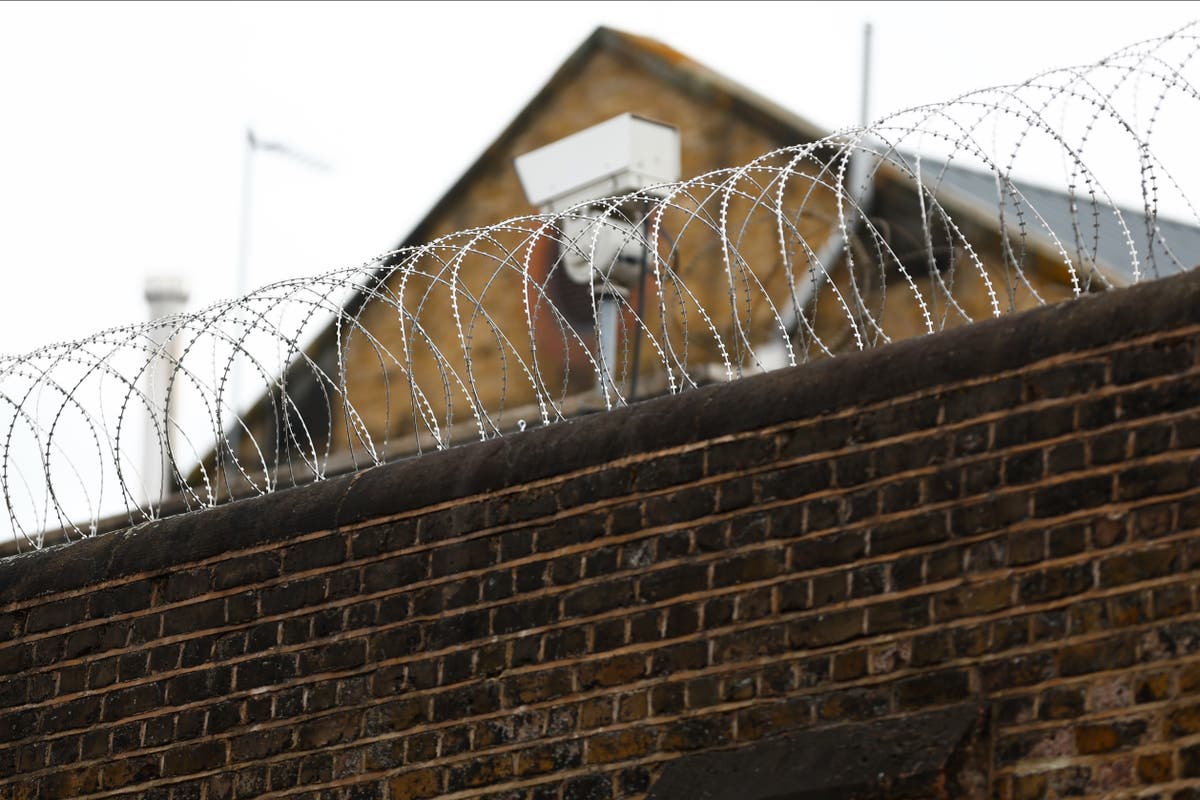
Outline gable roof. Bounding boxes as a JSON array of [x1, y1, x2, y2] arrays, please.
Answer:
[[318, 26, 832, 340], [233, 26, 1200, 470], [389, 26, 829, 262], [186, 26, 835, 490], [373, 25, 1200, 310]]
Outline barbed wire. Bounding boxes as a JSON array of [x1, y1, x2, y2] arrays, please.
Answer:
[[3, 22, 1199, 549]]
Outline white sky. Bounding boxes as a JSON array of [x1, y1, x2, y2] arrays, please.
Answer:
[[1, 1, 1194, 356]]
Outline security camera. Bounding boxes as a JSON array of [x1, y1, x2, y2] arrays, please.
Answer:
[[515, 114, 681, 293], [516, 114, 681, 401], [515, 113, 681, 212]]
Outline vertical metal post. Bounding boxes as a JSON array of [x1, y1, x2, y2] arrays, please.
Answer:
[[225, 129, 327, 471], [764, 19, 877, 371], [226, 129, 256, 466], [849, 22, 874, 195], [860, 22, 873, 129], [236, 128, 256, 301], [596, 293, 620, 400]]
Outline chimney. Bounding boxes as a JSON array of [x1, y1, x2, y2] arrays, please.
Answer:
[[142, 275, 189, 509]]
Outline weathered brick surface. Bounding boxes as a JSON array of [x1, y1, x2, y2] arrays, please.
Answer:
[[0, 270, 1199, 798]]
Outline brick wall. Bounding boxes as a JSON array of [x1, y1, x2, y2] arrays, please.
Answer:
[[2, 269, 1200, 799]]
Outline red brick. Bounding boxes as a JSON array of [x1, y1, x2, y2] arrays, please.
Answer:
[[585, 727, 655, 763], [578, 696, 613, 730], [934, 581, 1011, 621], [1167, 703, 1200, 737], [578, 654, 646, 690], [1137, 752, 1173, 783], [389, 768, 441, 799]]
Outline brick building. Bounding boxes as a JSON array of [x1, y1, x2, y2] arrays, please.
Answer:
[[215, 26, 1200, 487]]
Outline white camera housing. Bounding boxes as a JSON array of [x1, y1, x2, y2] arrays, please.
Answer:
[[515, 114, 681, 293], [515, 113, 681, 213]]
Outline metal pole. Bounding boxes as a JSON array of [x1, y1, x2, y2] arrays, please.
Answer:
[[760, 20, 877, 371], [860, 23, 873, 129], [596, 294, 620, 400], [849, 22, 874, 193], [227, 129, 256, 466], [229, 127, 327, 406], [236, 128, 256, 299]]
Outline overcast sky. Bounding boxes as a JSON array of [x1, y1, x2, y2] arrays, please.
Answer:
[[1, 1, 1194, 357]]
